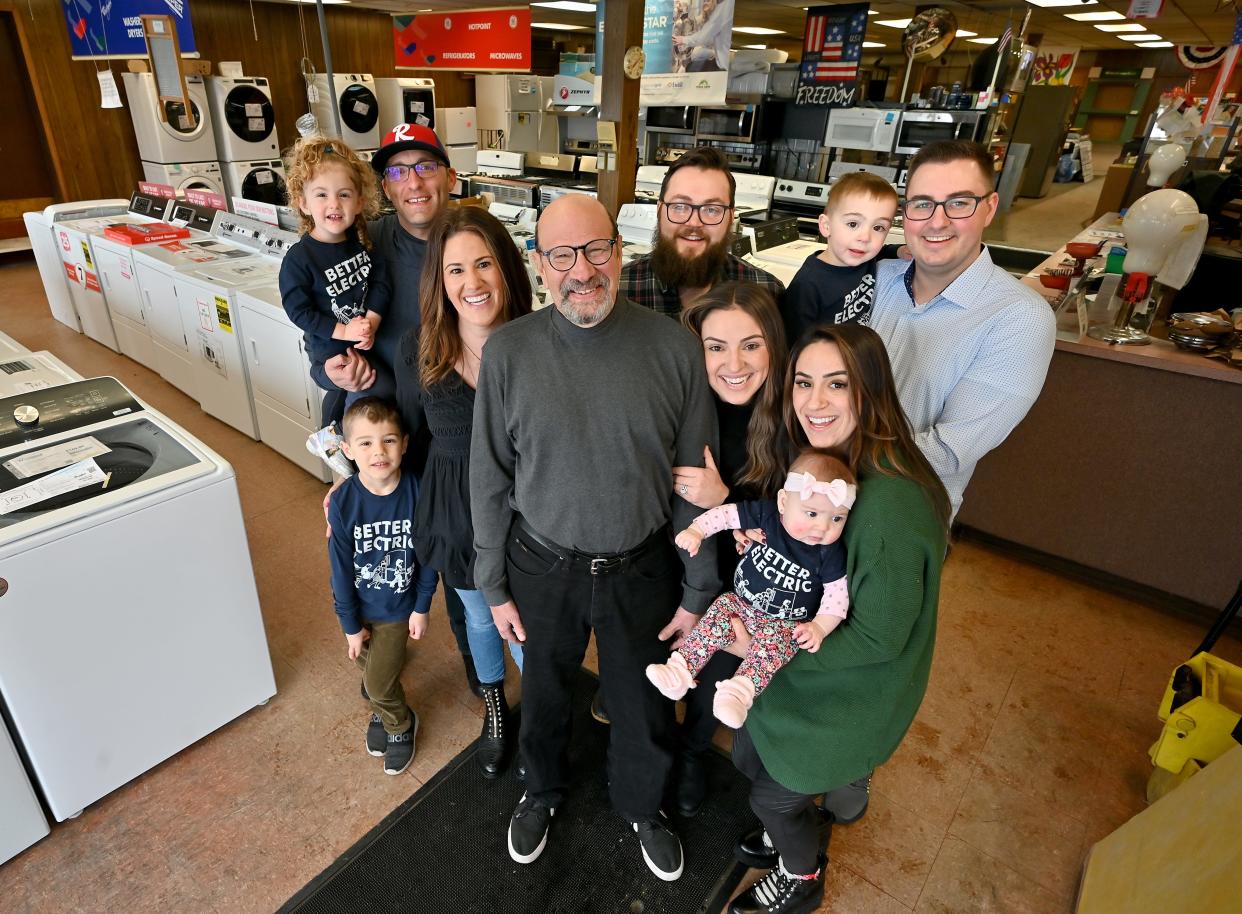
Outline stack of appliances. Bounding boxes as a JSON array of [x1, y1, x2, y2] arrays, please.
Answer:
[[376, 77, 436, 132], [476, 75, 558, 155], [39, 200, 130, 351], [531, 154, 596, 210], [436, 106, 479, 174], [0, 375, 276, 826], [488, 202, 541, 309], [470, 151, 540, 208], [308, 74, 381, 154], [205, 74, 286, 208], [22, 202, 111, 334], [123, 72, 224, 196]]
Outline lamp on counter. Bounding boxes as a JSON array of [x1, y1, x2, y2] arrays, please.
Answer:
[[1147, 143, 1188, 187], [1087, 188, 1209, 345]]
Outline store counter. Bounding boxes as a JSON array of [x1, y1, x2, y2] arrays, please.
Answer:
[[958, 217, 1242, 612]]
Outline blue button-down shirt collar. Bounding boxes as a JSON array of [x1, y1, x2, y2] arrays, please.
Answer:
[[899, 244, 996, 311]]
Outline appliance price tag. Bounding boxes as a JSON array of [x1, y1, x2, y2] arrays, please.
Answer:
[[3, 437, 111, 480], [353, 100, 370, 115], [256, 170, 273, 184], [245, 103, 263, 117], [0, 458, 108, 516], [248, 117, 267, 132]]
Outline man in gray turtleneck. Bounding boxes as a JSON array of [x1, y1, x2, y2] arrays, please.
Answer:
[[471, 195, 718, 883]]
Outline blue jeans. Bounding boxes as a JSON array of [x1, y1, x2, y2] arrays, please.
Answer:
[[455, 587, 523, 685]]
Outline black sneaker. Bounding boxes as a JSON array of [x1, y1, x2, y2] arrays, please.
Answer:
[[365, 713, 385, 757], [508, 793, 555, 864], [383, 711, 417, 775], [632, 812, 683, 881]]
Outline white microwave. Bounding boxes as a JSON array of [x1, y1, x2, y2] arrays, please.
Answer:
[[825, 107, 900, 153]]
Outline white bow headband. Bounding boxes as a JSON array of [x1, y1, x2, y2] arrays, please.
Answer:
[[783, 471, 857, 510]]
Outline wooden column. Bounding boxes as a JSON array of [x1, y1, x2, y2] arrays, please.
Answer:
[[596, 0, 643, 217]]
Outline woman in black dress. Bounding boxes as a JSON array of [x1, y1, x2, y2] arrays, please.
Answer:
[[396, 206, 533, 777]]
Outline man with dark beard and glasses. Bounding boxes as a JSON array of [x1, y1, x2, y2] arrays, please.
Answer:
[[621, 146, 784, 321]]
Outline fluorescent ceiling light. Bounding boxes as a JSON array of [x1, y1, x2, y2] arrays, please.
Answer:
[[532, 1, 597, 11], [742, 44, 768, 49], [1026, 0, 1098, 7], [955, 29, 977, 37], [1120, 33, 1161, 40], [968, 37, 998, 45], [1064, 10, 1124, 20], [868, 9, 878, 13], [862, 41, 886, 48], [1138, 41, 1173, 47], [531, 21, 588, 29], [732, 26, 785, 34], [876, 18, 911, 28], [289, 0, 348, 5], [1095, 23, 1145, 31]]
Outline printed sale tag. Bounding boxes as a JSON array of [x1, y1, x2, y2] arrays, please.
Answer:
[[198, 296, 214, 332], [215, 296, 233, 333], [0, 458, 108, 516], [3, 437, 111, 480]]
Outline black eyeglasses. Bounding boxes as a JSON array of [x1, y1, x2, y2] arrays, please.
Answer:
[[537, 238, 617, 272], [382, 162, 443, 182], [661, 200, 732, 225], [901, 194, 989, 221]]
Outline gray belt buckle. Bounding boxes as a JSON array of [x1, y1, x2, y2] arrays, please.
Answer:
[[590, 556, 622, 575]]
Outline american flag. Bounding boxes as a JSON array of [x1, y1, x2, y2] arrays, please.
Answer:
[[815, 22, 859, 81], [805, 14, 826, 53]]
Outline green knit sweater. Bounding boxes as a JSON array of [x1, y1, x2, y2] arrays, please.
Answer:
[[745, 467, 946, 794]]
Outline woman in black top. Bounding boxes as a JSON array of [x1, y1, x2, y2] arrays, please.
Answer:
[[670, 281, 789, 815], [396, 206, 533, 777]]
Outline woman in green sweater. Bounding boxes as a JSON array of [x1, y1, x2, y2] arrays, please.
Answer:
[[727, 323, 951, 914]]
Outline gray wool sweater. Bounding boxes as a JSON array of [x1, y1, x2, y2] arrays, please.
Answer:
[[470, 298, 720, 613]]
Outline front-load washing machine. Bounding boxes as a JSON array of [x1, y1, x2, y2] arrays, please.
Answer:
[[375, 77, 436, 132], [0, 351, 81, 396], [122, 72, 219, 165], [22, 208, 82, 333], [0, 376, 276, 822], [234, 283, 331, 482], [142, 161, 226, 197], [221, 159, 287, 207], [205, 75, 280, 161], [44, 201, 129, 352], [308, 73, 380, 150]]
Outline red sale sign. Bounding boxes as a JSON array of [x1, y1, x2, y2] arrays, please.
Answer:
[[394, 7, 531, 72]]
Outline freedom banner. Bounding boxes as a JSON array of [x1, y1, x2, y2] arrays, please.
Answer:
[[63, 0, 197, 60], [394, 7, 531, 72], [797, 3, 868, 107], [639, 0, 735, 106]]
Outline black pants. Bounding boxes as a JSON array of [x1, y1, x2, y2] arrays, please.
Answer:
[[732, 726, 824, 876], [507, 525, 682, 822]]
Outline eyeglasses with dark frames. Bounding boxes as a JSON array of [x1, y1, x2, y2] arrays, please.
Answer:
[[537, 238, 617, 272], [901, 194, 990, 221], [382, 162, 443, 182], [660, 200, 732, 225]]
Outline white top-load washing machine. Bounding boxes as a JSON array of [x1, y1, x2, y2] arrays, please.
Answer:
[[376, 77, 436, 131], [0, 376, 276, 822], [233, 283, 331, 482], [308, 74, 381, 151], [142, 161, 226, 197], [127, 201, 243, 399], [43, 200, 129, 352], [170, 213, 299, 439], [0, 330, 30, 358], [86, 192, 184, 371], [122, 72, 219, 165], [205, 75, 280, 161], [0, 351, 82, 397], [22, 208, 83, 333], [221, 159, 287, 208], [0, 716, 48, 865]]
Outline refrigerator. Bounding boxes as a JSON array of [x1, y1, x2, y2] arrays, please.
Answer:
[[436, 106, 479, 173], [1011, 85, 1078, 199], [475, 75, 559, 155]]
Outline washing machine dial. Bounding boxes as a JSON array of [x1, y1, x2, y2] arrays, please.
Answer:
[[13, 405, 39, 426]]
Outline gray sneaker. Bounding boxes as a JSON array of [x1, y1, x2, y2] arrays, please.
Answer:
[[383, 711, 417, 775], [365, 713, 385, 757]]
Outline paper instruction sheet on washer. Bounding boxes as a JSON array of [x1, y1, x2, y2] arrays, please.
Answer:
[[3, 437, 111, 480], [0, 458, 108, 516]]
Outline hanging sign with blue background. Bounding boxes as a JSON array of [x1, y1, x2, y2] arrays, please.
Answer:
[[63, 0, 197, 60], [797, 3, 868, 107]]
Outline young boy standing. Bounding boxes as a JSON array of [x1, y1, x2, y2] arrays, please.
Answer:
[[328, 397, 436, 775], [781, 172, 901, 344]]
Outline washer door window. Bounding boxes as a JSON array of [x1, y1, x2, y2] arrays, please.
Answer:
[[179, 176, 220, 195], [161, 98, 206, 140], [339, 84, 379, 134], [223, 86, 275, 142], [240, 167, 286, 205]]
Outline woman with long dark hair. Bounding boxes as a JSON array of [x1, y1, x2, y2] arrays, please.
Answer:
[[396, 205, 533, 778]]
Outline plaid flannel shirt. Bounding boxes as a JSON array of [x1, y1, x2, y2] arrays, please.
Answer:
[[619, 253, 786, 320]]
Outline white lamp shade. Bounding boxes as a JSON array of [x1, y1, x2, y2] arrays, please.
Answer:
[[1122, 188, 1200, 276]]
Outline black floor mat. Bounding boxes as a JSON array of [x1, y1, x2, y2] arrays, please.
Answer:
[[279, 669, 752, 914]]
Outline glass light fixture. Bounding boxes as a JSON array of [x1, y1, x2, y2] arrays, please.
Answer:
[[1095, 23, 1147, 31], [1065, 10, 1125, 20]]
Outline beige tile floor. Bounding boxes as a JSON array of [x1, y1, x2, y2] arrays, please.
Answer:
[[2, 254, 1239, 914]]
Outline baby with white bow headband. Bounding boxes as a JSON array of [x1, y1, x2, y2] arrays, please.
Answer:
[[647, 450, 857, 728]]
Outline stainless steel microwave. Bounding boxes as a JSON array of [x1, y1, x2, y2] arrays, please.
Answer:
[[893, 110, 990, 155], [696, 105, 762, 143]]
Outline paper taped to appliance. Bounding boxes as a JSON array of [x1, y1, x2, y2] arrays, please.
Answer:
[[3, 437, 111, 480], [0, 458, 108, 515]]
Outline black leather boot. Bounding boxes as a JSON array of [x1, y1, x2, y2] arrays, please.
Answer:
[[734, 825, 778, 869], [728, 854, 826, 914], [477, 681, 509, 779], [676, 749, 707, 818]]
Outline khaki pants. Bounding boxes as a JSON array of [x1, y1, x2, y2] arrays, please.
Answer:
[[354, 621, 412, 734]]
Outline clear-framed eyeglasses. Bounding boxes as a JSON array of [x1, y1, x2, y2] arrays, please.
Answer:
[[382, 162, 442, 182], [537, 238, 617, 272], [661, 200, 732, 225], [901, 194, 989, 221]]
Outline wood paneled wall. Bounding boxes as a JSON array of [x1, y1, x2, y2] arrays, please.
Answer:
[[4, 0, 474, 203]]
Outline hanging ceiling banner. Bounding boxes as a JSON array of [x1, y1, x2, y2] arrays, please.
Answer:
[[639, 0, 736, 106], [1177, 46, 1228, 70], [1126, 0, 1165, 20], [393, 7, 532, 72], [797, 3, 869, 107], [63, 0, 197, 60]]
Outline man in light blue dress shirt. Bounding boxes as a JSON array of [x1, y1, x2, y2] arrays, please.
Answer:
[[870, 141, 1056, 521]]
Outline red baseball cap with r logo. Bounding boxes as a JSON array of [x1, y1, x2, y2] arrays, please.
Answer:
[[372, 123, 451, 174]]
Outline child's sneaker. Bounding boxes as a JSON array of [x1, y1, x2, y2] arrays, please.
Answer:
[[306, 423, 354, 477], [365, 713, 385, 757], [383, 710, 418, 775]]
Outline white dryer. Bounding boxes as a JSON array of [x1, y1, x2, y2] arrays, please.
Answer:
[[0, 376, 276, 822], [222, 159, 287, 208], [376, 77, 436, 131], [308, 73, 381, 150], [0, 351, 81, 397], [205, 75, 280, 161], [235, 284, 332, 483], [142, 161, 226, 197], [122, 72, 219, 165], [22, 209, 81, 333], [45, 201, 128, 352]]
